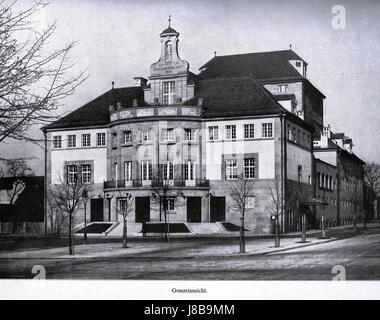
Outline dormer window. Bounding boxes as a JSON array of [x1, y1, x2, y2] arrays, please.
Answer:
[[278, 84, 288, 93], [163, 81, 175, 105]]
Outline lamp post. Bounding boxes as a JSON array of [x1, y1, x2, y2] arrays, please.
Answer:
[[82, 189, 89, 243], [106, 193, 113, 222], [271, 214, 280, 247], [321, 196, 327, 239]]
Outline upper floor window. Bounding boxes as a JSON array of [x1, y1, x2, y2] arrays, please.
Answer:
[[262, 123, 273, 138], [67, 165, 77, 184], [141, 161, 152, 180], [162, 128, 174, 141], [244, 158, 255, 179], [162, 81, 175, 105], [184, 129, 195, 141], [82, 134, 91, 147], [67, 135, 76, 148], [225, 125, 236, 140], [225, 159, 237, 180], [96, 133, 106, 146], [81, 164, 92, 184], [244, 124, 254, 139], [124, 161, 132, 181], [141, 130, 150, 142], [124, 131, 132, 144], [278, 84, 288, 93], [161, 161, 174, 181], [184, 161, 195, 180], [208, 126, 218, 141], [53, 135, 62, 149]]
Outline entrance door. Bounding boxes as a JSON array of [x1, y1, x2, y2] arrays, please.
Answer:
[[90, 198, 104, 222], [135, 197, 150, 222], [210, 196, 226, 222], [187, 197, 202, 222]]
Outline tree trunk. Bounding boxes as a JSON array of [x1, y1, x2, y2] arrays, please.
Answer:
[[68, 213, 72, 255], [123, 219, 128, 248], [301, 214, 307, 243], [240, 216, 245, 253]]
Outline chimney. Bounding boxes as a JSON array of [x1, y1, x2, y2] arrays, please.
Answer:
[[197, 98, 203, 106], [109, 105, 114, 113]]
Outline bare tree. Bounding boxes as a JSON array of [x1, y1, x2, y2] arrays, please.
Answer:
[[114, 192, 133, 248], [228, 173, 256, 253], [267, 176, 281, 247], [48, 174, 86, 255], [47, 196, 66, 237], [364, 162, 380, 196], [0, 1, 87, 144]]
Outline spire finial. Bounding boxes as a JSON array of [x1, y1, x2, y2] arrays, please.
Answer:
[[289, 44, 292, 50], [168, 15, 171, 27], [214, 51, 217, 57]]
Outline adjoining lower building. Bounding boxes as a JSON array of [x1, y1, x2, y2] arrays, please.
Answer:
[[42, 21, 365, 236]]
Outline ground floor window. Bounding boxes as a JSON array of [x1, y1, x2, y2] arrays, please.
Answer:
[[81, 164, 92, 183], [244, 158, 255, 179], [161, 161, 174, 180], [225, 159, 237, 180], [67, 165, 77, 184], [163, 198, 175, 211]]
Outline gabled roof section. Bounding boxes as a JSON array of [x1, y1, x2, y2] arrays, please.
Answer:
[[198, 50, 306, 81], [42, 86, 145, 130]]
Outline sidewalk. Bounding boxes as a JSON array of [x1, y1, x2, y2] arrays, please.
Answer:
[[0, 222, 377, 260]]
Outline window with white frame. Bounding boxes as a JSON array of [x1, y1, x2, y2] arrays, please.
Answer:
[[225, 125, 236, 140], [244, 124, 254, 139], [163, 198, 175, 211], [184, 161, 195, 180], [225, 159, 237, 180], [82, 134, 91, 147], [162, 128, 174, 141], [184, 129, 194, 141], [141, 161, 152, 180], [161, 161, 174, 180], [53, 136, 62, 149], [208, 126, 218, 141], [67, 135, 76, 148], [141, 130, 150, 142], [278, 84, 288, 93], [124, 131, 132, 143], [244, 158, 255, 179], [262, 123, 273, 138], [67, 165, 77, 184], [81, 164, 92, 183], [124, 161, 132, 181], [96, 132, 106, 146], [162, 81, 175, 105], [119, 199, 129, 213]]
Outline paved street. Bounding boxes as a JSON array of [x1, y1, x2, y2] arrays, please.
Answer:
[[0, 225, 379, 280]]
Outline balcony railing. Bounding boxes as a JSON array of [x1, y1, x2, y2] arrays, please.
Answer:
[[104, 179, 209, 189]]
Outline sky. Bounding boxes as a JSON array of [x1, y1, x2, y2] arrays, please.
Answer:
[[1, 0, 380, 175]]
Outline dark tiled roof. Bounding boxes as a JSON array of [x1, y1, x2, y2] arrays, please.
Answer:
[[198, 50, 305, 81], [43, 87, 144, 130]]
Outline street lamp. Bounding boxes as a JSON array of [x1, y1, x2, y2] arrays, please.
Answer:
[[106, 193, 113, 222], [271, 214, 280, 247], [321, 196, 327, 239], [82, 189, 89, 243]]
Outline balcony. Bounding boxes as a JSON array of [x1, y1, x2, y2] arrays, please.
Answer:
[[104, 179, 209, 190]]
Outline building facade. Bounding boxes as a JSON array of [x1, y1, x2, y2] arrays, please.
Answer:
[[42, 22, 365, 235]]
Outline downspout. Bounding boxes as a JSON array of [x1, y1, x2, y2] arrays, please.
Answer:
[[44, 131, 48, 235], [336, 150, 340, 226], [280, 113, 285, 233]]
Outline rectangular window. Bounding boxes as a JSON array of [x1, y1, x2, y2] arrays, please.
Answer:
[[184, 129, 194, 141], [262, 123, 273, 138], [82, 134, 91, 147], [67, 135, 76, 148], [278, 84, 288, 93], [67, 165, 77, 184], [141, 161, 152, 180], [162, 128, 174, 141], [225, 125, 236, 140], [244, 124, 254, 139], [208, 126, 218, 141], [163, 198, 175, 211], [53, 136, 62, 149], [162, 81, 175, 105], [161, 161, 174, 180], [184, 161, 195, 180], [225, 159, 237, 180], [81, 164, 92, 184], [119, 199, 129, 213], [298, 165, 303, 182], [96, 133, 106, 146], [124, 131, 132, 143], [124, 161, 132, 181], [141, 130, 150, 142], [244, 158, 255, 179]]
